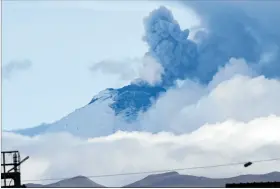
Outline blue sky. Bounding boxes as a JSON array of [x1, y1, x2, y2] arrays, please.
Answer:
[[2, 0, 199, 130]]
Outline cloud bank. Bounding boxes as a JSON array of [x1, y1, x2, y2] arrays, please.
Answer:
[[3, 116, 280, 187], [139, 58, 280, 134]]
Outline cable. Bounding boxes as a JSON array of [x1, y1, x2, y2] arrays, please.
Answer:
[[22, 157, 280, 183]]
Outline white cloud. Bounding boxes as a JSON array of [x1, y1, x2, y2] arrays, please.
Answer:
[[209, 58, 257, 89], [2, 115, 280, 187], [139, 58, 280, 134]]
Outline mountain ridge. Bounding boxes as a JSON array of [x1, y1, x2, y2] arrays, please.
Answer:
[[25, 171, 280, 188], [124, 171, 280, 187], [25, 175, 105, 188]]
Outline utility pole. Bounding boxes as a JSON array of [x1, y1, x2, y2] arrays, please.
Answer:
[[1, 151, 29, 188]]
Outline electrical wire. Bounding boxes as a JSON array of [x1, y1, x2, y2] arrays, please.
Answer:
[[22, 157, 280, 182]]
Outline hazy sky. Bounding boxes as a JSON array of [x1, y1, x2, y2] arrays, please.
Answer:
[[2, 1, 200, 130]]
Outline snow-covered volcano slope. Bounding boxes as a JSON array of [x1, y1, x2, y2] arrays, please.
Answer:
[[12, 83, 166, 138]]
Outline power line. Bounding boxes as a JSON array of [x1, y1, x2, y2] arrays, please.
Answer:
[[22, 157, 280, 183]]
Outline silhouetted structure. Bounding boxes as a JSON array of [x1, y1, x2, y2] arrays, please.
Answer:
[[226, 181, 280, 188], [1, 151, 29, 188]]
